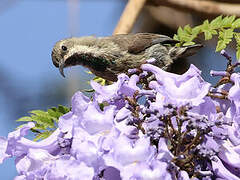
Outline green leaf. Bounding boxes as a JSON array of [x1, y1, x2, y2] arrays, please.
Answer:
[[183, 25, 192, 34], [30, 128, 41, 133], [84, 88, 95, 93], [16, 105, 70, 140], [236, 47, 240, 61], [174, 43, 181, 47], [93, 76, 106, 86], [216, 28, 233, 51], [99, 103, 105, 111], [204, 31, 212, 40], [58, 105, 70, 114], [192, 26, 201, 35], [30, 110, 49, 118], [218, 29, 233, 44], [34, 131, 53, 141], [31, 115, 54, 128], [210, 15, 222, 29], [177, 27, 184, 36], [222, 16, 236, 27], [232, 19, 240, 28], [216, 40, 227, 51], [180, 34, 192, 42], [31, 124, 46, 131], [227, 15, 236, 24], [173, 15, 240, 53], [16, 116, 33, 122], [173, 34, 180, 41], [201, 20, 210, 32], [175, 25, 197, 45], [47, 109, 59, 120], [183, 42, 196, 46], [201, 19, 218, 40], [209, 29, 218, 35], [234, 33, 240, 44], [48, 105, 70, 119]]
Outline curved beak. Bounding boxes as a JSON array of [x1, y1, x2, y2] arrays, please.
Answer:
[[59, 59, 65, 78]]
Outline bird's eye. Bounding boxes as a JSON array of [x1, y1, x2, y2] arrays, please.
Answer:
[[61, 45, 67, 51]]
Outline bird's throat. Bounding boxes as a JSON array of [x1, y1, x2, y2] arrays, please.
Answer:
[[65, 53, 110, 72]]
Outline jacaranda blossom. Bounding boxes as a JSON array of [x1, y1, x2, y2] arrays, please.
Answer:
[[1, 55, 240, 179]]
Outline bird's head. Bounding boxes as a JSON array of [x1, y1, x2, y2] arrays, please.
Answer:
[[51, 36, 98, 77]]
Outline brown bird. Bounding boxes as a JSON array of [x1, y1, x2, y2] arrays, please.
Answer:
[[51, 33, 202, 81]]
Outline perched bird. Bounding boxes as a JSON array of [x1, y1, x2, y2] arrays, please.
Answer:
[[51, 33, 202, 81]]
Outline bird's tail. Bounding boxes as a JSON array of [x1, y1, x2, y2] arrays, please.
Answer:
[[169, 44, 203, 60]]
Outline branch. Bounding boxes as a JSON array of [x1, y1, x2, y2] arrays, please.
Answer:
[[113, 0, 147, 35], [149, 0, 240, 17]]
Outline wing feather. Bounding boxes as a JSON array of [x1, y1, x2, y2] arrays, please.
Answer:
[[108, 33, 179, 54]]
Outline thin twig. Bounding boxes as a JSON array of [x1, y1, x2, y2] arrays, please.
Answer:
[[149, 0, 240, 17], [113, 0, 147, 35]]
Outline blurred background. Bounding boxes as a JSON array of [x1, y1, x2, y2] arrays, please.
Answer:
[[0, 0, 238, 179]]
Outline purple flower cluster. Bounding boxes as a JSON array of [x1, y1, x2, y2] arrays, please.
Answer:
[[1, 52, 240, 179]]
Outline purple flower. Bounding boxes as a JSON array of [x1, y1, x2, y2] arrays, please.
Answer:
[[103, 133, 156, 168], [218, 142, 240, 171], [0, 122, 90, 179], [0, 137, 9, 163], [178, 170, 190, 180], [229, 73, 240, 115], [212, 156, 240, 180], [227, 115, 240, 146], [114, 107, 131, 122], [91, 73, 139, 104], [16, 153, 94, 179], [59, 91, 115, 135], [1, 58, 240, 179], [1, 122, 62, 161], [157, 138, 173, 161], [58, 91, 91, 134], [220, 49, 231, 59], [142, 64, 211, 106], [120, 160, 172, 180]]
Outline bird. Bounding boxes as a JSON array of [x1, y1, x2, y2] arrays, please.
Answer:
[[51, 33, 202, 81]]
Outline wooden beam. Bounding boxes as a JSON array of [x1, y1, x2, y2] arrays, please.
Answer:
[[113, 0, 147, 34]]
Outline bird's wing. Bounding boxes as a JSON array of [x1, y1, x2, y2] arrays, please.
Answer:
[[110, 33, 179, 54]]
